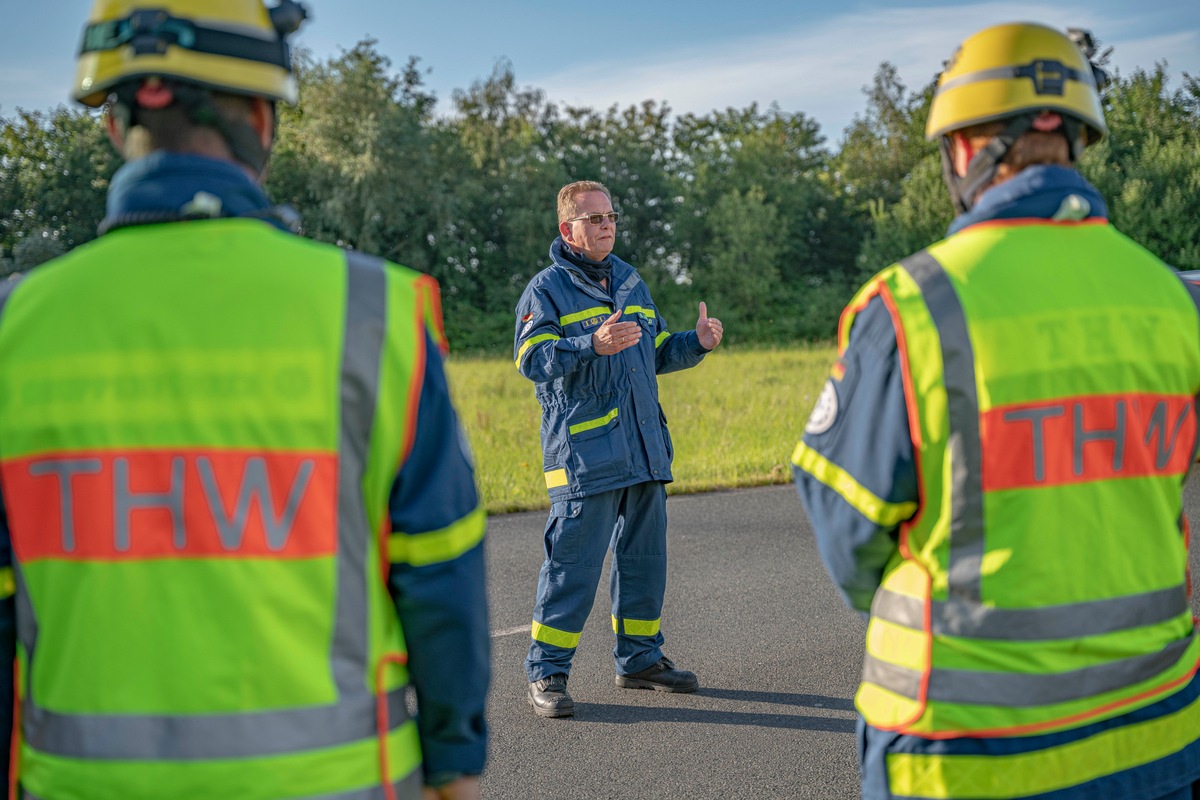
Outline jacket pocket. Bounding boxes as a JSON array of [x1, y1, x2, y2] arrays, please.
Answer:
[[568, 407, 620, 438], [567, 404, 630, 484], [658, 404, 673, 463], [546, 499, 585, 564]]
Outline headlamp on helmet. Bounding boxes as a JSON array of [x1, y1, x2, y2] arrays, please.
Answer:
[[1066, 28, 1112, 91]]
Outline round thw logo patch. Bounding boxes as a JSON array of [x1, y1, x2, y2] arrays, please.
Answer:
[[804, 379, 839, 435]]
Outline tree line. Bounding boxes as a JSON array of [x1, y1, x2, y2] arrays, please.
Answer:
[[3, 40, 1198, 352]]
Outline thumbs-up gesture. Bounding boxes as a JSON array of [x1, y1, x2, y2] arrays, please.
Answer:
[[695, 302, 723, 351]]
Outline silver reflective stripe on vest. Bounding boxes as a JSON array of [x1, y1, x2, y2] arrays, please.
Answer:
[[864, 636, 1193, 707], [21, 767, 423, 800], [18, 251, 405, 761], [871, 584, 1190, 640], [901, 251, 985, 603], [335, 250, 388, 696], [23, 688, 407, 760]]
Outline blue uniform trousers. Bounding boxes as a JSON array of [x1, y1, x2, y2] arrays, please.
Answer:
[[526, 481, 668, 681]]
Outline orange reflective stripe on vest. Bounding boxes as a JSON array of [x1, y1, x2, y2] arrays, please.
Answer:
[[6, 451, 335, 559], [982, 393, 1196, 488]]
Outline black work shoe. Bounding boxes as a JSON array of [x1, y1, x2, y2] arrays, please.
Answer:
[[527, 674, 574, 718], [616, 657, 699, 693]]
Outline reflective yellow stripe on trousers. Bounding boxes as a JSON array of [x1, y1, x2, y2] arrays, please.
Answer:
[[613, 615, 661, 636], [531, 620, 581, 649]]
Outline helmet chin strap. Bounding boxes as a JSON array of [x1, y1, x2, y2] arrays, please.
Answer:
[[940, 115, 1034, 214]]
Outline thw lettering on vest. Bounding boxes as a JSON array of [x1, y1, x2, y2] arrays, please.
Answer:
[[3, 450, 337, 561], [981, 393, 1196, 490]]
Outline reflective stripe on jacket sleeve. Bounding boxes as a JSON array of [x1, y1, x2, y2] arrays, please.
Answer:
[[513, 282, 601, 379], [791, 296, 917, 612]]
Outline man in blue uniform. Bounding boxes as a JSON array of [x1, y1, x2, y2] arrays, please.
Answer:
[[792, 23, 1200, 800], [514, 180, 723, 718]]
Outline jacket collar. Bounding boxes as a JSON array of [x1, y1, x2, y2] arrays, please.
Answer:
[[549, 237, 639, 303], [103, 152, 292, 232], [948, 165, 1109, 235], [557, 238, 613, 283]]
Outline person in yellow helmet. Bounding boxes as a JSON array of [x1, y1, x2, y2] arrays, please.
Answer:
[[0, 2, 489, 798], [792, 22, 1200, 800]]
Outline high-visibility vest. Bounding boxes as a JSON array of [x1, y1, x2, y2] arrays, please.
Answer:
[[843, 219, 1200, 739], [0, 219, 445, 799]]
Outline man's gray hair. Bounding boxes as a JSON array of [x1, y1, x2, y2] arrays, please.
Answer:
[[557, 180, 611, 223]]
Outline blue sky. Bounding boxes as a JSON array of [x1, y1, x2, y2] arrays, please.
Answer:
[[2, 1, 1197, 145]]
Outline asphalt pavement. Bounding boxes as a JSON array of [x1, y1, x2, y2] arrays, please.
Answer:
[[482, 484, 866, 800], [479, 481, 1200, 800]]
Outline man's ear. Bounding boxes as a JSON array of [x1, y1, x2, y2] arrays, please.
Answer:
[[559, 221, 573, 242], [103, 107, 126, 155], [951, 132, 975, 178], [249, 97, 275, 151]]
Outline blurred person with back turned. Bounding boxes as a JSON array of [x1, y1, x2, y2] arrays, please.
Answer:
[[514, 180, 723, 717], [0, 2, 489, 798], [792, 22, 1200, 800]]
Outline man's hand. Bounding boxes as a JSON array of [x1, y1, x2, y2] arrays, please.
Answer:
[[592, 309, 642, 356], [423, 776, 480, 800], [695, 302, 723, 351]]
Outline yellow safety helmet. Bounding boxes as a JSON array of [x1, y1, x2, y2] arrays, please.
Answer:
[[74, 0, 307, 108], [927, 22, 1106, 143], [927, 22, 1108, 214]]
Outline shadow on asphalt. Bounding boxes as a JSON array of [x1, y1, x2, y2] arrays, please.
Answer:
[[696, 688, 856, 712], [569, 702, 857, 732]]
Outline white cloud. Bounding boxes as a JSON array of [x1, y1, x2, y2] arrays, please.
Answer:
[[531, 2, 1193, 143]]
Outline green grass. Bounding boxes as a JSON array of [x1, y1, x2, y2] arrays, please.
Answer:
[[446, 344, 837, 514]]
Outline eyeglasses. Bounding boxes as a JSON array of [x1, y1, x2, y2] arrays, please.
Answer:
[[566, 212, 620, 225]]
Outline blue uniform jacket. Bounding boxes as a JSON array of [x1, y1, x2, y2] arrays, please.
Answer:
[[514, 238, 708, 501], [793, 164, 1200, 798], [0, 154, 490, 785]]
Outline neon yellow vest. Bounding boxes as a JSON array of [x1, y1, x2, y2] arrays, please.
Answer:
[[0, 220, 444, 799], [845, 219, 1200, 738]]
